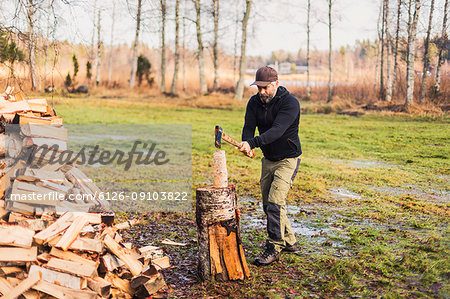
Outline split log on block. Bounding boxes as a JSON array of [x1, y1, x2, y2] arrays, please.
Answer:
[[196, 185, 250, 281], [46, 258, 97, 278], [0, 225, 35, 247], [29, 265, 82, 290], [213, 150, 228, 188], [33, 212, 74, 244], [87, 276, 111, 297], [103, 234, 143, 276], [1, 270, 41, 299], [0, 247, 37, 262], [33, 280, 96, 299], [55, 214, 89, 251]]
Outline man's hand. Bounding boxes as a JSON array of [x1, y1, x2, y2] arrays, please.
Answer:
[[239, 141, 251, 154]]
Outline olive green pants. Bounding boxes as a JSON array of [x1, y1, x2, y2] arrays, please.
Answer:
[[261, 156, 300, 252]]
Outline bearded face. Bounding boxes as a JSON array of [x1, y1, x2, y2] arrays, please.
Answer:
[[258, 81, 278, 103]]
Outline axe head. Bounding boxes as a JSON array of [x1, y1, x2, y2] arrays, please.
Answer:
[[215, 125, 223, 148]]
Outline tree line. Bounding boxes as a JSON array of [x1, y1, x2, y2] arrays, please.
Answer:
[[0, 0, 448, 106]]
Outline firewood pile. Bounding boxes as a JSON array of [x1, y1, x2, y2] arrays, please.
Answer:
[[0, 87, 170, 298]]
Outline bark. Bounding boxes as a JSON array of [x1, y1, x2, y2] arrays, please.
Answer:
[[108, 0, 116, 87], [234, 0, 252, 100], [196, 185, 250, 281], [385, 0, 392, 101], [160, 0, 166, 92], [129, 0, 142, 88], [419, 0, 435, 102], [306, 0, 311, 97], [392, 0, 402, 98], [379, 0, 386, 98], [327, 0, 333, 103], [26, 0, 37, 91], [405, 0, 421, 106], [194, 0, 208, 95], [95, 10, 102, 86], [212, 0, 220, 90], [434, 0, 447, 93], [170, 0, 181, 95]]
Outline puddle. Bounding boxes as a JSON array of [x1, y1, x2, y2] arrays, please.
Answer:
[[329, 158, 396, 169], [328, 187, 362, 200], [239, 197, 345, 246], [370, 186, 450, 203]]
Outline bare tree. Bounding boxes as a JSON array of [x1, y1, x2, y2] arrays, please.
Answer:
[[327, 0, 333, 103], [108, 0, 116, 87], [89, 0, 97, 85], [170, 0, 180, 95], [379, 0, 386, 98], [182, 0, 187, 91], [419, 0, 435, 102], [385, 0, 392, 101], [434, 0, 448, 93], [405, 0, 421, 106], [234, 0, 251, 100], [392, 0, 402, 98], [160, 0, 167, 93], [25, 0, 38, 91], [95, 9, 102, 86], [233, 0, 240, 84], [306, 0, 311, 98], [193, 0, 208, 95], [374, 2, 383, 89], [129, 0, 142, 88], [212, 0, 220, 90]]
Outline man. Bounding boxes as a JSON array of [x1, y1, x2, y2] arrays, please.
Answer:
[[239, 66, 302, 266]]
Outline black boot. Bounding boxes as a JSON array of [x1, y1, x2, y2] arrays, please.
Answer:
[[254, 242, 280, 266]]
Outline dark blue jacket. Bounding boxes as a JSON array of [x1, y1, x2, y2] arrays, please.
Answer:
[[242, 86, 302, 161]]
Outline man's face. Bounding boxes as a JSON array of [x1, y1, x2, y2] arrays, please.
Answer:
[[258, 81, 278, 103]]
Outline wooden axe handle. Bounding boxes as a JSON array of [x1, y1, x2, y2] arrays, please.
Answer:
[[222, 133, 241, 147], [222, 133, 255, 158]]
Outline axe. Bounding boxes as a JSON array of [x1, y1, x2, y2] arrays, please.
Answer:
[[215, 125, 255, 158]]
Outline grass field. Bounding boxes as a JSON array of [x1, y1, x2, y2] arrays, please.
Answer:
[[53, 95, 449, 297]]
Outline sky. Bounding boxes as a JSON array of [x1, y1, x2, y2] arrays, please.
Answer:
[[0, 0, 446, 58]]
